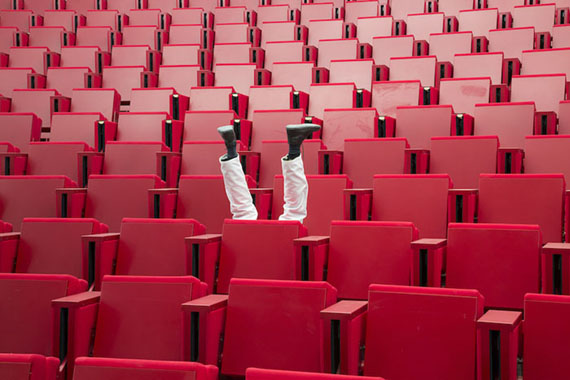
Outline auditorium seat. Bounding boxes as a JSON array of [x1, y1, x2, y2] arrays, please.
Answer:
[[179, 141, 229, 176], [128, 9, 164, 28], [251, 109, 305, 150], [300, 2, 335, 26], [458, 8, 498, 37], [167, 24, 204, 45], [213, 42, 253, 67], [0, 27, 17, 55], [560, 100, 570, 134], [0, 112, 41, 150], [524, 136, 570, 188], [111, 45, 159, 72], [162, 44, 200, 66], [510, 74, 566, 113], [273, 175, 352, 235], [308, 19, 344, 46], [0, 218, 107, 277], [28, 27, 69, 54], [248, 85, 300, 118], [46, 67, 90, 97], [512, 4, 555, 33], [474, 102, 535, 148], [371, 80, 421, 118], [362, 285, 483, 380], [329, 59, 374, 91], [430, 136, 498, 188], [371, 175, 452, 238], [188, 86, 244, 113], [184, 110, 238, 142], [260, 20, 297, 47], [122, 25, 166, 51], [76, 26, 115, 51], [67, 0, 106, 14], [272, 62, 314, 94], [438, 0, 473, 17], [214, 63, 257, 94], [309, 83, 358, 120], [406, 12, 444, 41], [171, 8, 206, 25], [85, 10, 123, 30], [488, 27, 535, 60], [158, 65, 201, 97], [356, 16, 393, 45], [9, 47, 52, 75], [116, 112, 182, 151], [215, 23, 253, 45], [148, 0, 189, 13], [478, 174, 565, 242], [395, 105, 453, 149], [0, 68, 34, 97], [439, 77, 491, 115], [130, 88, 188, 120], [256, 5, 290, 24], [106, 0, 143, 15], [0, 354, 58, 380], [453, 53, 503, 84], [11, 89, 64, 130], [0, 10, 34, 32], [246, 368, 385, 380], [60, 46, 101, 73], [389, 56, 437, 87], [344, 1, 378, 24], [523, 293, 570, 380], [553, 24, 570, 48], [43, 10, 83, 31], [215, 6, 247, 24], [428, 32, 472, 63], [521, 48, 570, 77], [322, 108, 377, 151], [264, 40, 304, 70], [50, 112, 116, 151], [390, 0, 424, 20], [102, 66, 147, 102]]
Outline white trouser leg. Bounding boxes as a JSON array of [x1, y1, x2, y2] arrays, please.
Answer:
[[279, 155, 308, 223], [220, 156, 258, 220]]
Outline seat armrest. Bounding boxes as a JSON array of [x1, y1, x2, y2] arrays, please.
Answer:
[[411, 238, 447, 287], [52, 291, 101, 308], [156, 151, 181, 187], [148, 188, 178, 218], [77, 151, 104, 187], [318, 150, 343, 175], [238, 151, 260, 183], [448, 188, 478, 223], [0, 232, 21, 272], [181, 294, 229, 365], [250, 187, 273, 219], [321, 300, 368, 375], [56, 188, 87, 218], [185, 234, 222, 294], [0, 152, 27, 175], [294, 236, 329, 281], [82, 233, 121, 291], [542, 242, 570, 295], [344, 188, 373, 221]]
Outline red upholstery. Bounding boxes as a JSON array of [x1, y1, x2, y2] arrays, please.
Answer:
[[390, 56, 437, 87], [458, 8, 497, 37], [103, 142, 171, 179], [525, 136, 570, 188], [0, 354, 58, 380], [0, 68, 33, 98], [429, 32, 473, 62], [47, 67, 90, 98], [395, 105, 453, 149], [512, 3, 555, 33], [71, 88, 121, 122], [21, 142, 92, 182], [510, 74, 566, 113], [162, 44, 200, 66], [329, 59, 374, 91], [447, 223, 542, 309], [356, 17, 393, 45], [372, 35, 414, 66], [308, 19, 344, 46], [439, 77, 491, 115], [11, 89, 60, 130], [363, 285, 484, 380], [158, 65, 201, 97], [180, 141, 226, 176], [214, 42, 252, 66], [453, 53, 503, 84], [309, 83, 356, 120], [251, 109, 305, 151], [0, 113, 41, 151], [407, 13, 444, 41], [184, 110, 237, 141], [474, 102, 535, 149], [247, 368, 385, 380], [215, 63, 257, 94], [76, 26, 113, 51], [9, 47, 50, 75], [50, 113, 111, 149], [488, 27, 534, 60], [317, 39, 359, 68], [322, 108, 377, 151], [248, 85, 297, 118], [264, 41, 304, 70], [102, 66, 146, 102], [371, 80, 421, 118]]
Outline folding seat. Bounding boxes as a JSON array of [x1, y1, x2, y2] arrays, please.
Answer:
[[51, 112, 112, 151], [70, 88, 121, 122], [66, 0, 106, 14], [317, 38, 359, 68], [171, 8, 208, 25], [553, 24, 570, 48], [371, 81, 421, 118], [406, 13, 444, 41], [247, 85, 302, 119], [189, 0, 217, 12], [437, 0, 473, 17], [215, 23, 253, 45], [356, 16, 393, 45], [148, 0, 190, 12], [10, 89, 65, 130], [0, 10, 34, 32], [162, 44, 200, 66], [46, 67, 90, 97], [101, 66, 147, 102], [0, 142, 93, 183], [130, 88, 188, 119], [428, 32, 472, 63], [158, 65, 200, 97], [184, 110, 238, 142], [106, 0, 143, 13], [361, 285, 483, 380], [478, 174, 565, 242], [0, 27, 17, 55], [521, 48, 570, 77], [488, 27, 535, 60], [487, 0, 523, 13], [76, 26, 115, 51], [8, 47, 52, 75], [60, 46, 101, 72], [341, 138, 408, 188], [85, 10, 124, 30], [188, 86, 245, 113], [110, 45, 158, 70], [168, 24, 205, 45], [513, 4, 556, 33], [230, 0, 262, 11], [524, 136, 570, 187], [458, 8, 498, 37], [256, 4, 290, 24], [0, 176, 77, 229], [0, 218, 107, 277], [264, 40, 304, 70], [250, 108, 306, 151], [116, 111, 182, 150], [523, 293, 570, 380], [510, 74, 566, 113], [246, 369, 384, 380], [28, 27, 70, 54], [329, 59, 373, 92], [309, 83, 359, 120], [429, 136, 498, 188], [389, 56, 437, 87], [214, 63, 258, 94], [258, 139, 323, 187], [372, 35, 414, 67], [474, 102, 535, 148], [260, 20, 296, 47], [128, 9, 166, 28], [307, 19, 344, 46], [0, 67, 32, 97], [272, 175, 352, 235], [439, 77, 491, 115], [559, 100, 570, 133], [122, 26, 166, 51], [321, 108, 377, 151], [43, 10, 84, 31], [390, 0, 424, 20], [60, 174, 167, 231], [395, 105, 453, 149], [22, 0, 54, 15], [179, 141, 228, 176], [453, 53, 503, 84], [0, 112, 42, 151], [214, 6, 247, 24], [213, 42, 253, 67], [344, 1, 378, 24], [0, 273, 88, 378], [272, 61, 314, 93], [300, 2, 334, 26]]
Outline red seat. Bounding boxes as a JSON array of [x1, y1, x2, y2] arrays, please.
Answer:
[[105, 0, 142, 14], [453, 53, 503, 84], [308, 19, 344, 46], [46, 67, 90, 98], [356, 16, 393, 45], [523, 293, 570, 380], [28, 27, 67, 53], [309, 83, 357, 120], [102, 66, 146, 102], [215, 6, 247, 24], [50, 112, 115, 151], [372, 175, 452, 238], [478, 174, 565, 242], [111, 45, 155, 70], [128, 9, 163, 27], [0, 354, 58, 380], [168, 24, 204, 45], [11, 89, 64, 131], [488, 27, 535, 60], [521, 48, 570, 78], [395, 105, 453, 149], [458, 8, 498, 37], [327, 221, 418, 300], [60, 46, 100, 72], [215, 23, 251, 44], [214, 42, 253, 67], [0, 27, 17, 55], [329, 59, 374, 91], [0, 68, 34, 98], [406, 12, 444, 41], [322, 108, 378, 151], [180, 141, 227, 176], [438, 0, 473, 17], [273, 175, 352, 235], [214, 63, 257, 94], [317, 38, 359, 68], [300, 3, 334, 26], [256, 4, 290, 24], [363, 285, 483, 380], [248, 85, 298, 118], [130, 88, 188, 119], [272, 62, 314, 94], [76, 26, 114, 51], [260, 20, 297, 47], [246, 368, 385, 380], [184, 110, 237, 142], [372, 35, 414, 67], [70, 88, 121, 122], [0, 113, 41, 151], [389, 56, 437, 87], [162, 44, 200, 66], [148, 0, 188, 12], [372, 80, 421, 118], [188, 86, 240, 112], [429, 32, 473, 63], [72, 357, 218, 380], [474, 102, 535, 149], [439, 77, 491, 115], [390, 0, 424, 20], [0, 10, 34, 32], [116, 112, 181, 151], [345, 1, 378, 24], [553, 24, 570, 48], [67, 0, 105, 14], [43, 10, 82, 31], [264, 41, 304, 70], [525, 136, 570, 188], [9, 47, 51, 75], [158, 65, 201, 97], [85, 10, 122, 30], [512, 3, 555, 33]]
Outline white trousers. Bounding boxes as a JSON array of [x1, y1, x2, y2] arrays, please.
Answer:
[[220, 155, 308, 222]]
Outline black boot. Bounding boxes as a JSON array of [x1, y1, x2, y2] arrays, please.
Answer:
[[217, 125, 238, 161], [285, 123, 321, 160]]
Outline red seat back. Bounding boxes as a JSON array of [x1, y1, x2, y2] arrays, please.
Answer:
[[0, 354, 58, 380]]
